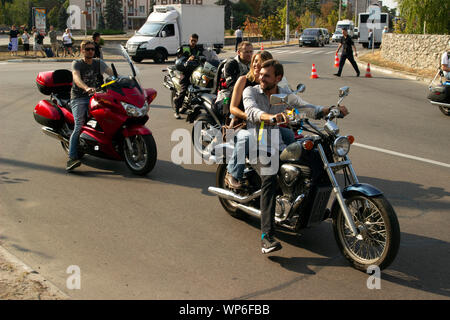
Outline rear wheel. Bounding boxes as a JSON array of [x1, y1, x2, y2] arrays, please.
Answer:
[[132, 56, 143, 63], [438, 105, 450, 116], [153, 48, 167, 64], [122, 135, 157, 175], [333, 194, 400, 271]]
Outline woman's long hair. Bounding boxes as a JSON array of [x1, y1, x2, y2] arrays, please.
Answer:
[[246, 50, 273, 83]]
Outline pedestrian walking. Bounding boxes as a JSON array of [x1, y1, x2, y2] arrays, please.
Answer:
[[48, 25, 58, 57], [9, 25, 19, 56], [235, 26, 243, 53], [93, 32, 103, 59], [21, 29, 30, 56], [334, 28, 360, 77]]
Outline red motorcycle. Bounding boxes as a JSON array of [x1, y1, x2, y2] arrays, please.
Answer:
[[33, 46, 158, 175]]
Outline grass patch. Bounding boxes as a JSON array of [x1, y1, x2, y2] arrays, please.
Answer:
[[359, 50, 437, 79]]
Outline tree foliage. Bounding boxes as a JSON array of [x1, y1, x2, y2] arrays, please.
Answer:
[[398, 0, 449, 34], [104, 0, 123, 31]]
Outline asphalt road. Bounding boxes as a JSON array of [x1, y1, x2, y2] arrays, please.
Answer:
[[0, 44, 449, 300]]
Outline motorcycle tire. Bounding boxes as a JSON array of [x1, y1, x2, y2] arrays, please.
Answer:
[[191, 113, 219, 158], [122, 134, 157, 176], [439, 105, 450, 116], [332, 194, 400, 272], [216, 163, 245, 219]]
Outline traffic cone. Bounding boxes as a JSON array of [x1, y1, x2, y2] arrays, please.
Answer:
[[334, 53, 340, 68], [310, 64, 319, 79], [365, 63, 372, 78], [261, 43, 264, 51]]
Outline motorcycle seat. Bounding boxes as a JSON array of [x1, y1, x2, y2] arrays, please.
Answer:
[[53, 92, 72, 112]]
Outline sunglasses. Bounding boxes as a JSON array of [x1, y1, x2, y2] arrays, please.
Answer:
[[84, 47, 95, 51]]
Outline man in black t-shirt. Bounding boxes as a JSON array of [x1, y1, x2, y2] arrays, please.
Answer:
[[67, 40, 114, 171], [334, 28, 360, 77]]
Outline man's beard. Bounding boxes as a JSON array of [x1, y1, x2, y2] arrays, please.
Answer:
[[262, 82, 276, 92]]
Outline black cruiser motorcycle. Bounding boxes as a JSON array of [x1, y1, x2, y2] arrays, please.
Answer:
[[208, 85, 400, 271]]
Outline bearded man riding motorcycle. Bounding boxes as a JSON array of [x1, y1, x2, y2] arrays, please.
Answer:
[[173, 33, 205, 119], [243, 59, 349, 253]]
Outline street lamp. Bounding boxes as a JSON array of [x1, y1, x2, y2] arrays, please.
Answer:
[[230, 12, 234, 30]]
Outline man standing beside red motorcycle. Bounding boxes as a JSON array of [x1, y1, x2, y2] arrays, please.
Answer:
[[66, 40, 114, 171]]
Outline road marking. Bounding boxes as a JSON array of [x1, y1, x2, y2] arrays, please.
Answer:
[[311, 50, 326, 54], [302, 50, 314, 54], [326, 51, 336, 54], [354, 143, 450, 168]]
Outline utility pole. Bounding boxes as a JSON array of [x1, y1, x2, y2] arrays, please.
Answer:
[[285, 0, 289, 44], [355, 0, 358, 27], [339, 0, 341, 21]]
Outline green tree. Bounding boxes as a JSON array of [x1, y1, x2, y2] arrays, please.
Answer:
[[231, 1, 254, 29], [398, 0, 449, 34], [104, 0, 123, 31], [98, 12, 106, 31], [57, 0, 69, 31], [299, 9, 313, 31], [260, 14, 283, 40]]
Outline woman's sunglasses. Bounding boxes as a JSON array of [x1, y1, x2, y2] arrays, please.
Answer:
[[84, 47, 95, 52]]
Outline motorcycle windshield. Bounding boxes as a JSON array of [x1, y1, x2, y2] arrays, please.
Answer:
[[120, 44, 139, 79]]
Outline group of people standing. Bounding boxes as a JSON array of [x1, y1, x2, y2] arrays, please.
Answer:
[[8, 25, 103, 59]]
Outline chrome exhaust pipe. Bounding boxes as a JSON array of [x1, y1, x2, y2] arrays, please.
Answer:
[[208, 187, 261, 204], [429, 100, 450, 108], [41, 127, 69, 143], [235, 203, 261, 218]]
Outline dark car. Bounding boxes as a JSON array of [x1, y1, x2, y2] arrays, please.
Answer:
[[299, 28, 325, 47]]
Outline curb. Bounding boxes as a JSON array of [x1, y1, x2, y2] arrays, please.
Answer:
[[355, 59, 433, 84], [0, 245, 70, 300]]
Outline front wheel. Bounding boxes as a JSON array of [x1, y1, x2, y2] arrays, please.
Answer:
[[332, 194, 400, 271], [438, 105, 450, 116], [122, 135, 157, 175]]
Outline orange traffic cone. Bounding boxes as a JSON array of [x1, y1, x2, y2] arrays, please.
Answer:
[[365, 63, 372, 78], [334, 53, 340, 68], [261, 43, 264, 50], [310, 64, 319, 79]]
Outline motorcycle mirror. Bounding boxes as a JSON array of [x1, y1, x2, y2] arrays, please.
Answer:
[[296, 83, 306, 93], [111, 63, 118, 78], [339, 86, 350, 97], [270, 94, 288, 105]]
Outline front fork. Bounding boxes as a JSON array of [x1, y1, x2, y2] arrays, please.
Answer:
[[317, 143, 363, 240]]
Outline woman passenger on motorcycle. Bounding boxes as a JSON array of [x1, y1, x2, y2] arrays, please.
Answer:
[[225, 51, 295, 189]]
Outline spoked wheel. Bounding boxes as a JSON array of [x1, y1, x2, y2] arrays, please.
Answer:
[[438, 105, 450, 116], [216, 164, 244, 219], [122, 135, 157, 175], [333, 195, 400, 271], [191, 114, 221, 158]]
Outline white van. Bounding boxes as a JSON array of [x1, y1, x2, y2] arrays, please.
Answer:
[[126, 4, 224, 63], [336, 20, 355, 38]]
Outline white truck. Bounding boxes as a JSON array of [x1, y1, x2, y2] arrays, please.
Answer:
[[336, 20, 355, 38], [358, 11, 389, 48], [126, 4, 224, 63]]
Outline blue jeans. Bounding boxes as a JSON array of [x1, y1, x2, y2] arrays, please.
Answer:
[[227, 127, 296, 181], [68, 97, 90, 159]]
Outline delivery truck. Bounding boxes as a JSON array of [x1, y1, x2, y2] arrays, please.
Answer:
[[358, 11, 389, 48], [126, 4, 224, 63]]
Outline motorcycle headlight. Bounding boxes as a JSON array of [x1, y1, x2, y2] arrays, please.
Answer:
[[333, 136, 350, 157], [121, 101, 149, 117]]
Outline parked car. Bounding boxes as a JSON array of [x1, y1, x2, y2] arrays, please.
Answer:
[[332, 29, 343, 42], [299, 28, 325, 47], [320, 28, 330, 44]]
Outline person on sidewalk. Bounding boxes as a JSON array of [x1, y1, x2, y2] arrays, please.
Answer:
[[67, 40, 114, 171], [21, 29, 30, 56], [92, 32, 103, 59], [234, 26, 243, 53], [48, 26, 58, 57], [368, 29, 373, 49], [35, 30, 46, 58], [334, 28, 360, 77], [9, 25, 19, 56], [62, 28, 74, 57], [441, 41, 450, 80]]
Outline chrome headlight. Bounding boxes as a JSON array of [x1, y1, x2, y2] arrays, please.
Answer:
[[121, 101, 149, 117], [333, 136, 350, 157]]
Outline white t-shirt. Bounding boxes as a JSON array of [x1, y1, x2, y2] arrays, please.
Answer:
[[62, 32, 72, 44], [235, 29, 243, 38], [21, 33, 29, 44]]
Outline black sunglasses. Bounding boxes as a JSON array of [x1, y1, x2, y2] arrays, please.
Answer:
[[84, 47, 95, 51]]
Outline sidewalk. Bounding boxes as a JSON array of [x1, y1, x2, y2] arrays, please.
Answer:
[[0, 245, 68, 300]]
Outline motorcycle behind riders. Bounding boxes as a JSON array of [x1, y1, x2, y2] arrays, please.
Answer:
[[33, 45, 158, 175]]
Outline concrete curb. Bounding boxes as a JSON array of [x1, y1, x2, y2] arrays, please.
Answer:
[[0, 245, 70, 300], [355, 59, 433, 84]]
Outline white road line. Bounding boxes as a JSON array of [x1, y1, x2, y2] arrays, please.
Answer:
[[302, 50, 314, 54], [311, 50, 326, 54], [274, 50, 289, 54], [325, 51, 336, 54], [354, 143, 450, 168]]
